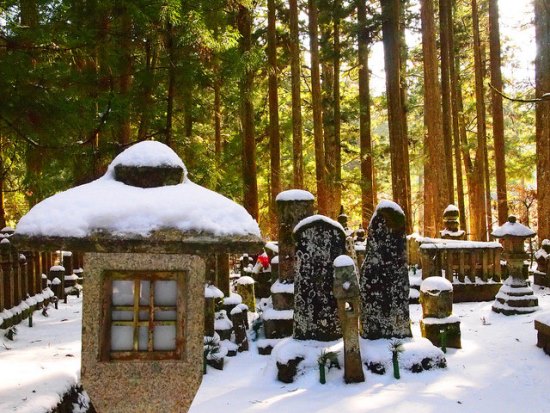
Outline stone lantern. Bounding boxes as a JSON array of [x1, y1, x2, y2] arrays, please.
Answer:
[[491, 216, 538, 315], [440, 204, 465, 240], [12, 141, 262, 413]]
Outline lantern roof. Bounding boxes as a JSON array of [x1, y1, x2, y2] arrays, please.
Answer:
[[12, 141, 262, 254], [491, 216, 535, 239]]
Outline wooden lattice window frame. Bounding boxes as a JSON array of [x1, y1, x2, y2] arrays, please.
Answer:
[[100, 270, 186, 361]]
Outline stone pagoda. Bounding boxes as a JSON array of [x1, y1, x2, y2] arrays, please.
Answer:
[[491, 216, 538, 315]]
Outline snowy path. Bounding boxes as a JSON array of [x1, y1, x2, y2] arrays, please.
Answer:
[[3, 288, 550, 413]]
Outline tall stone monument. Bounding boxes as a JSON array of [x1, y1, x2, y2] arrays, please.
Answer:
[[293, 215, 345, 341], [359, 200, 412, 339]]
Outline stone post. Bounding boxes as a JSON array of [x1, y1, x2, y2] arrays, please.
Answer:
[[419, 277, 461, 348], [333, 255, 365, 383], [236, 275, 256, 311], [1, 239, 14, 314], [216, 253, 231, 297], [62, 251, 74, 276], [230, 305, 249, 352], [205, 284, 224, 337], [354, 226, 367, 270], [49, 265, 66, 302], [276, 190, 314, 283]]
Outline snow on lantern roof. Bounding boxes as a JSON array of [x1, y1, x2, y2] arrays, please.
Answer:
[[491, 216, 535, 238], [13, 141, 262, 253], [275, 189, 314, 202], [443, 204, 459, 214]]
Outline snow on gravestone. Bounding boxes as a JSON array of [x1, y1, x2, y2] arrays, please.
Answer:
[[293, 215, 346, 341], [360, 200, 412, 340]]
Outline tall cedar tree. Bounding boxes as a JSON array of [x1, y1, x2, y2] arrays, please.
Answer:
[[308, 0, 329, 215], [447, 0, 467, 232], [267, 0, 282, 237], [470, 0, 489, 241], [439, 0, 455, 205], [289, 0, 304, 188], [420, 0, 449, 237], [535, 0, 550, 241], [357, 0, 375, 227], [237, 5, 259, 220], [488, 0, 508, 224], [380, 0, 412, 233]]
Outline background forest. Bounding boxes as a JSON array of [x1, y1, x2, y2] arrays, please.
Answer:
[[0, 0, 548, 244]]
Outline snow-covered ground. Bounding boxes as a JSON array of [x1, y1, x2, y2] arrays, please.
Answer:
[[2, 285, 550, 413]]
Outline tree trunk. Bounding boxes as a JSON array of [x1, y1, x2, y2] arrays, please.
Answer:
[[439, 0, 455, 205], [535, 0, 550, 241], [488, 0, 508, 225], [165, 21, 176, 148], [214, 62, 222, 169], [308, 0, 329, 215], [448, 0, 467, 233], [420, 0, 449, 237], [357, 0, 375, 228], [115, 3, 132, 147], [267, 0, 282, 238], [380, 0, 412, 233], [471, 0, 489, 241], [289, 0, 304, 188], [237, 5, 259, 220]]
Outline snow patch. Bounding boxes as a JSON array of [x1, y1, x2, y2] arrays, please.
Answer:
[[293, 214, 345, 234], [275, 189, 314, 202]]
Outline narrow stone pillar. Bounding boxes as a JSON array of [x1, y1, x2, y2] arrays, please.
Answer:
[[62, 251, 74, 276], [205, 284, 224, 337], [1, 239, 14, 312], [230, 305, 249, 352], [216, 253, 231, 298], [333, 255, 365, 383], [49, 265, 66, 301], [276, 190, 314, 282], [236, 275, 256, 312], [419, 277, 461, 349]]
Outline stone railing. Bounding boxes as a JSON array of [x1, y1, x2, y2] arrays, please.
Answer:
[[419, 239, 503, 283], [0, 234, 84, 329]]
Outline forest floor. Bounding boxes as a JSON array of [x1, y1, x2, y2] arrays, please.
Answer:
[[2, 280, 550, 413]]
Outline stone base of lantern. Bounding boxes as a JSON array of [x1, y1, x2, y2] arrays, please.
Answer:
[[492, 278, 538, 315], [420, 318, 462, 349], [263, 317, 293, 339], [535, 319, 550, 356]]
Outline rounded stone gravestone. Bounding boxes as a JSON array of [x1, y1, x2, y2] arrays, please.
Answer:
[[360, 200, 412, 340], [293, 215, 346, 342]]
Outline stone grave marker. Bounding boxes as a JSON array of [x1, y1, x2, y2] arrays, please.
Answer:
[[293, 215, 346, 341], [360, 200, 412, 340]]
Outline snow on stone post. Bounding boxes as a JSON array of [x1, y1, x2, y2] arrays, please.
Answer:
[[359, 200, 412, 340], [333, 255, 365, 383], [49, 265, 65, 302], [293, 215, 345, 341], [230, 305, 249, 352], [534, 240, 550, 287], [11, 141, 263, 413], [492, 216, 539, 315], [420, 277, 461, 349]]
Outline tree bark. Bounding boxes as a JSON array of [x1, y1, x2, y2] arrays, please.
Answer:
[[357, 0, 375, 228], [165, 21, 176, 148], [488, 0, 508, 225], [420, 0, 449, 237], [268, 0, 282, 237], [471, 0, 489, 241], [439, 0, 455, 205], [535, 0, 550, 241], [289, 0, 304, 189], [380, 0, 412, 233], [115, 3, 132, 147], [448, 0, 467, 233], [308, 0, 329, 215], [237, 5, 259, 220]]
